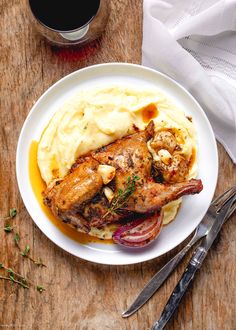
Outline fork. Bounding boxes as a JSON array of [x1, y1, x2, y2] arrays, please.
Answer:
[[122, 185, 236, 317]]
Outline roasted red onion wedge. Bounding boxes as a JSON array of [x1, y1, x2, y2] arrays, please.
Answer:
[[113, 212, 163, 247]]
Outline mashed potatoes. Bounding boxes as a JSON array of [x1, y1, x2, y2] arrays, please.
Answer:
[[38, 85, 197, 226]]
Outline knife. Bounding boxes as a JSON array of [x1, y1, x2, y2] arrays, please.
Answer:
[[151, 193, 236, 330], [122, 186, 236, 318]]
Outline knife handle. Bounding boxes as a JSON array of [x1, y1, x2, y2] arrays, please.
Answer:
[[152, 262, 198, 330], [152, 246, 207, 330], [152, 246, 206, 330]]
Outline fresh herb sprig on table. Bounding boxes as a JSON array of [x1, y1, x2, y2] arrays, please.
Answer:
[[103, 175, 140, 217], [1, 208, 17, 221], [0, 208, 46, 292], [2, 208, 17, 233], [0, 263, 45, 292], [1, 208, 46, 267], [14, 233, 46, 267]]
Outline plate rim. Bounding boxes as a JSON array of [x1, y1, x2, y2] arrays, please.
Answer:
[[16, 62, 218, 265]]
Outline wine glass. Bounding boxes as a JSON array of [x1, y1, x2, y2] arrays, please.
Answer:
[[27, 0, 110, 47]]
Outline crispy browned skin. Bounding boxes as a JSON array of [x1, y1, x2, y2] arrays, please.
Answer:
[[81, 179, 203, 228], [92, 121, 154, 192], [43, 157, 103, 232], [126, 180, 203, 213], [43, 121, 203, 231]]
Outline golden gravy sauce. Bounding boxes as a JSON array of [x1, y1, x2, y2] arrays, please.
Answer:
[[29, 141, 113, 245], [142, 103, 158, 123]]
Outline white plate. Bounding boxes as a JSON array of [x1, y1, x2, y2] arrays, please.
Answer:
[[16, 63, 218, 265]]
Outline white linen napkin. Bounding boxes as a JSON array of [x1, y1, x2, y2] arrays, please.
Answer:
[[142, 0, 236, 163]]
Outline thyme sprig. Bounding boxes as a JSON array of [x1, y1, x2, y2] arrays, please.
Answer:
[[4, 224, 14, 233], [0, 276, 29, 289], [0, 208, 46, 293], [36, 285, 46, 293], [14, 233, 46, 267], [0, 208, 17, 221], [103, 175, 140, 218], [1, 208, 46, 267], [0, 263, 45, 291]]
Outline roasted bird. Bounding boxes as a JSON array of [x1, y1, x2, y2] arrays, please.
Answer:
[[44, 121, 203, 247]]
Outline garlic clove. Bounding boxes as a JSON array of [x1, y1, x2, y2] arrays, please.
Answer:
[[158, 149, 172, 165], [103, 187, 115, 203], [98, 165, 116, 184]]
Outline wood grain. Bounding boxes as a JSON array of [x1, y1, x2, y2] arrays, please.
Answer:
[[0, 0, 235, 329]]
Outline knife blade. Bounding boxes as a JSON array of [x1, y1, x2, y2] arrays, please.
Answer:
[[151, 194, 236, 330]]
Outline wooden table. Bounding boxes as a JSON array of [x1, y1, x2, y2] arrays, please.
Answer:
[[1, 1, 235, 329]]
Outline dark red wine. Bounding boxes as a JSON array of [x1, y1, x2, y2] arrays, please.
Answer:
[[29, 0, 100, 32]]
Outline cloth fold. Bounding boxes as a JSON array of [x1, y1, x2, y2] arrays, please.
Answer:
[[142, 0, 236, 163]]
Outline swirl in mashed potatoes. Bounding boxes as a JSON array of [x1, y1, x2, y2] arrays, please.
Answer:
[[38, 85, 197, 228]]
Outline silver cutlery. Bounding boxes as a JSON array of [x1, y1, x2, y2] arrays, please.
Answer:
[[122, 186, 236, 318], [152, 191, 236, 330]]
